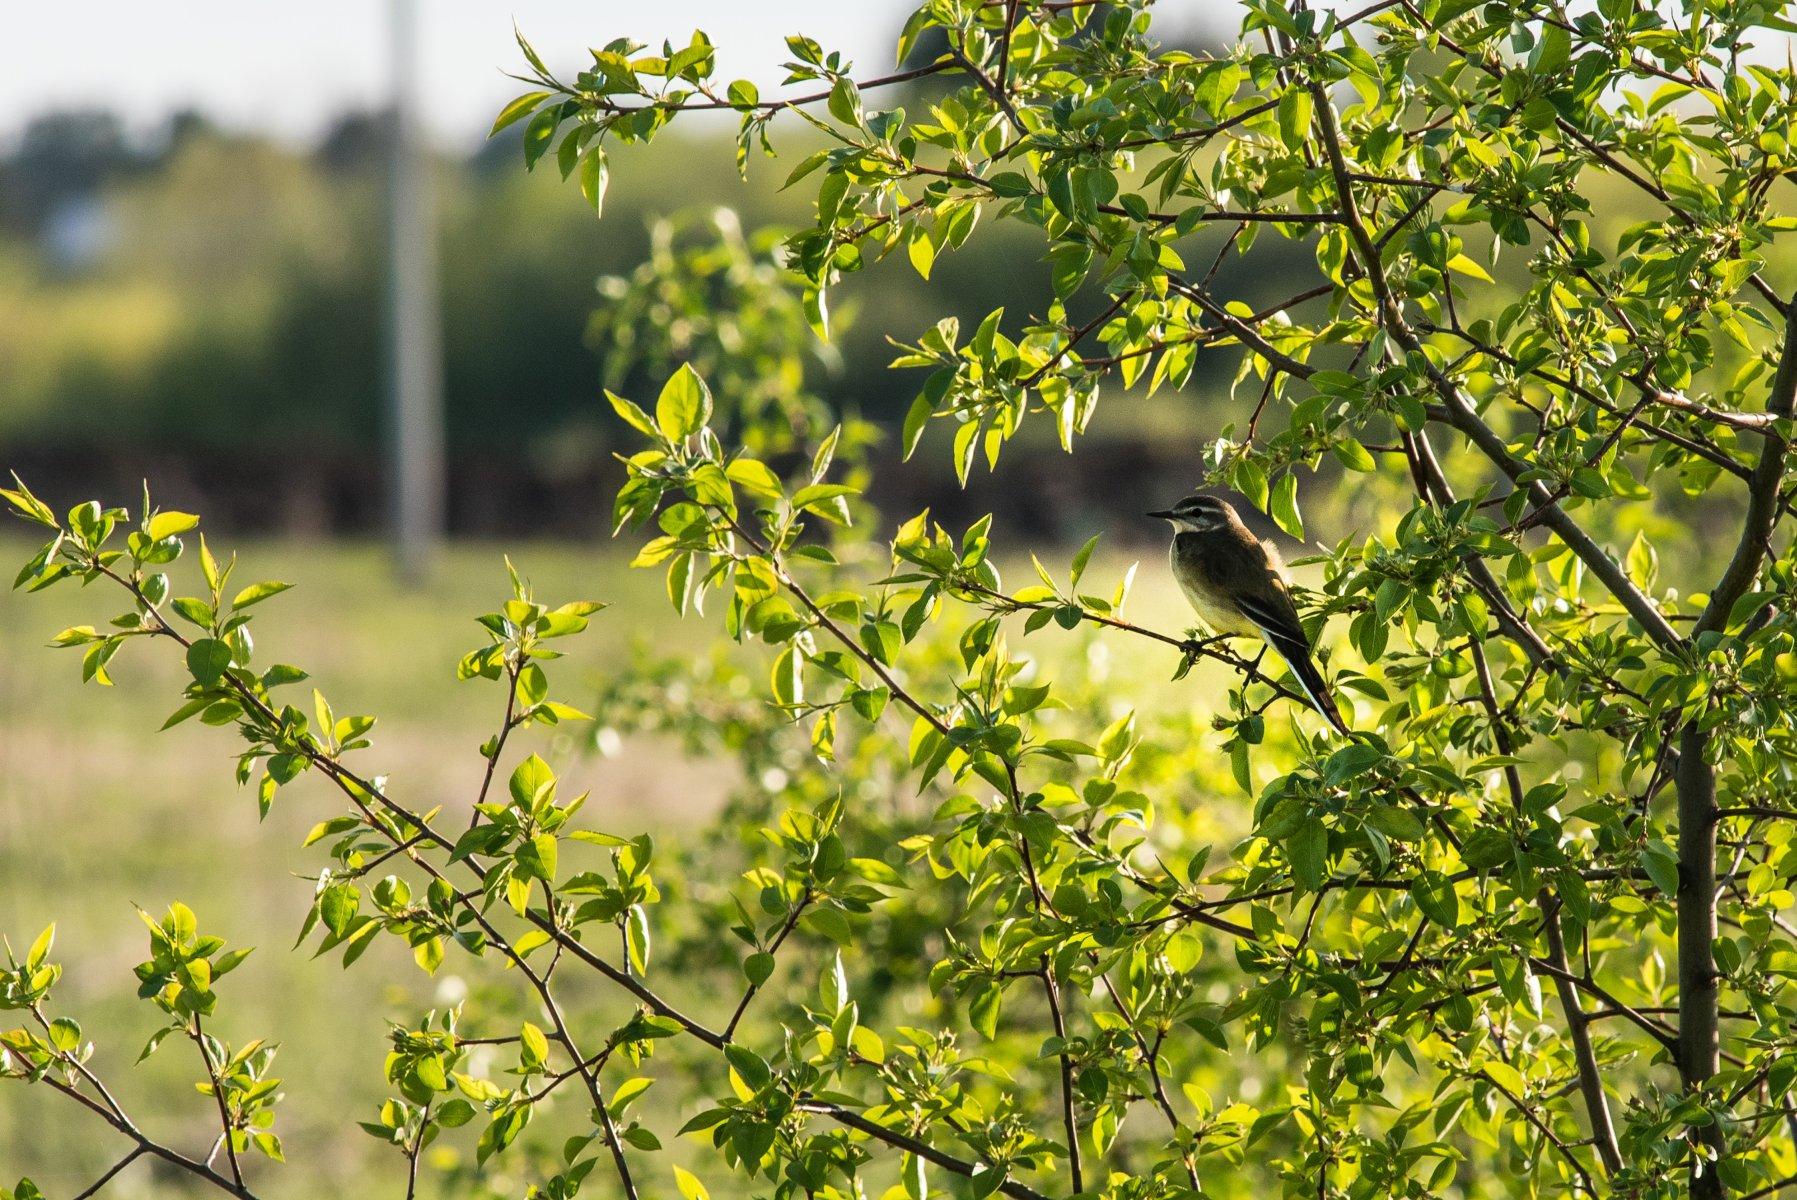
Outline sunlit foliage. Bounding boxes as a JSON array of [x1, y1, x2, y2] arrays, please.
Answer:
[[10, 2, 1797, 1198]]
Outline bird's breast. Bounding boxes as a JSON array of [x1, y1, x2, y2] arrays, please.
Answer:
[[1170, 539, 1260, 637]]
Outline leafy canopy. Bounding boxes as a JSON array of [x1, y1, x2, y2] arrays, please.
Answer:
[[11, 2, 1797, 1199]]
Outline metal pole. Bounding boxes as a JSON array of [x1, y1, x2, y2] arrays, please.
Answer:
[[386, 0, 445, 584]]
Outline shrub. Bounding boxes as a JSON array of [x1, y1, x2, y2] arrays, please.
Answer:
[[12, 2, 1797, 1198]]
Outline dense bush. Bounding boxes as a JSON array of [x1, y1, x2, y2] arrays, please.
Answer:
[[11, 2, 1797, 1198]]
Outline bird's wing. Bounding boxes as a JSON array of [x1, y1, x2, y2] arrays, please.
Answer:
[[1259, 537, 1291, 582], [1230, 576, 1347, 734]]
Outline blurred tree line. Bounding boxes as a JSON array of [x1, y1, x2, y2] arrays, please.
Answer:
[[0, 100, 1328, 538]]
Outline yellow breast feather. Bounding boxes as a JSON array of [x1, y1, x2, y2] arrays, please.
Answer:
[[1171, 545, 1260, 637]]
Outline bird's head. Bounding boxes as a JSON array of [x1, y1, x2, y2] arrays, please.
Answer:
[[1146, 494, 1238, 534]]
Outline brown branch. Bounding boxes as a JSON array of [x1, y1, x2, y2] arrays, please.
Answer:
[[191, 1014, 244, 1188], [798, 1101, 1054, 1200], [1673, 290, 1797, 1197], [723, 893, 812, 1041], [1305, 80, 1683, 652], [1543, 903, 1624, 1173], [38, 1074, 258, 1198], [403, 1101, 430, 1200], [1403, 430, 1561, 672], [1525, 958, 1677, 1051], [1477, 1068, 1598, 1195]]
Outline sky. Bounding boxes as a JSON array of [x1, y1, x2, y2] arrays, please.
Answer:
[[0, 1, 921, 149]]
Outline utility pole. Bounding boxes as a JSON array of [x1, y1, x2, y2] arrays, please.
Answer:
[[385, 0, 445, 584]]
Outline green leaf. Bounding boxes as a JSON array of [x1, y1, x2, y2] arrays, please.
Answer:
[[802, 906, 853, 944], [414, 937, 444, 975], [231, 581, 292, 610], [320, 883, 359, 938], [509, 754, 556, 809], [213, 947, 253, 978], [578, 147, 610, 217], [1626, 531, 1657, 589], [1412, 872, 1461, 928], [772, 646, 803, 707], [169, 599, 212, 628], [520, 1021, 551, 1068], [1484, 1059, 1527, 1098], [516, 662, 549, 708], [726, 458, 783, 499], [522, 106, 561, 170], [146, 511, 200, 541], [26, 925, 53, 970], [1640, 840, 1679, 896], [674, 1166, 710, 1200], [1070, 534, 1098, 588], [522, 832, 558, 881], [791, 483, 858, 510], [1533, 23, 1571, 73], [656, 365, 713, 441], [303, 816, 361, 847], [1364, 805, 1425, 843], [139, 1025, 175, 1062], [723, 1044, 771, 1091], [805, 286, 831, 341], [907, 227, 935, 280], [185, 638, 233, 686], [491, 91, 552, 136], [1, 479, 58, 527], [968, 982, 1001, 1038], [1165, 928, 1203, 973], [47, 1018, 80, 1053], [437, 1098, 477, 1127], [827, 76, 863, 126], [1332, 438, 1376, 472], [1270, 474, 1304, 539], [609, 1075, 654, 1117], [901, 395, 933, 461], [1287, 821, 1328, 891], [607, 391, 659, 439], [1277, 88, 1312, 149]]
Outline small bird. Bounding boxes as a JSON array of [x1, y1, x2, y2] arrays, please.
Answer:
[[1148, 494, 1346, 732]]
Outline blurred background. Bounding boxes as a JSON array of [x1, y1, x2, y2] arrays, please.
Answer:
[[0, 1, 1244, 548]]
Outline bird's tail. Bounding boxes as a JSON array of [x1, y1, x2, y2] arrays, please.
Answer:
[[1261, 632, 1349, 735]]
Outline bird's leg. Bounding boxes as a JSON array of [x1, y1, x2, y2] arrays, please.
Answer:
[[1248, 645, 1268, 675], [1174, 633, 1220, 681]]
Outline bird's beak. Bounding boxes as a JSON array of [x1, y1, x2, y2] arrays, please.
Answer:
[[1146, 509, 1176, 520]]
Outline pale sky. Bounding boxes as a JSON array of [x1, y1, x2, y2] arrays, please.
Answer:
[[0, 2, 918, 149]]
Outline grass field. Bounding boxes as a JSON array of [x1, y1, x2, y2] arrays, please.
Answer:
[[0, 533, 1216, 1196]]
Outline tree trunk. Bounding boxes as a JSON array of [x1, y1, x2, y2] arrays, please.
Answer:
[[1677, 723, 1723, 1199]]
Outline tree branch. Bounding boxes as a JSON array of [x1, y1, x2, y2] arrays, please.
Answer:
[[1304, 80, 1683, 653], [1673, 290, 1797, 1198], [191, 1014, 244, 1189], [798, 1101, 1053, 1200]]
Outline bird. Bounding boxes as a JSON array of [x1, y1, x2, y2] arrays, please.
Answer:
[[1147, 493, 1346, 733]]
